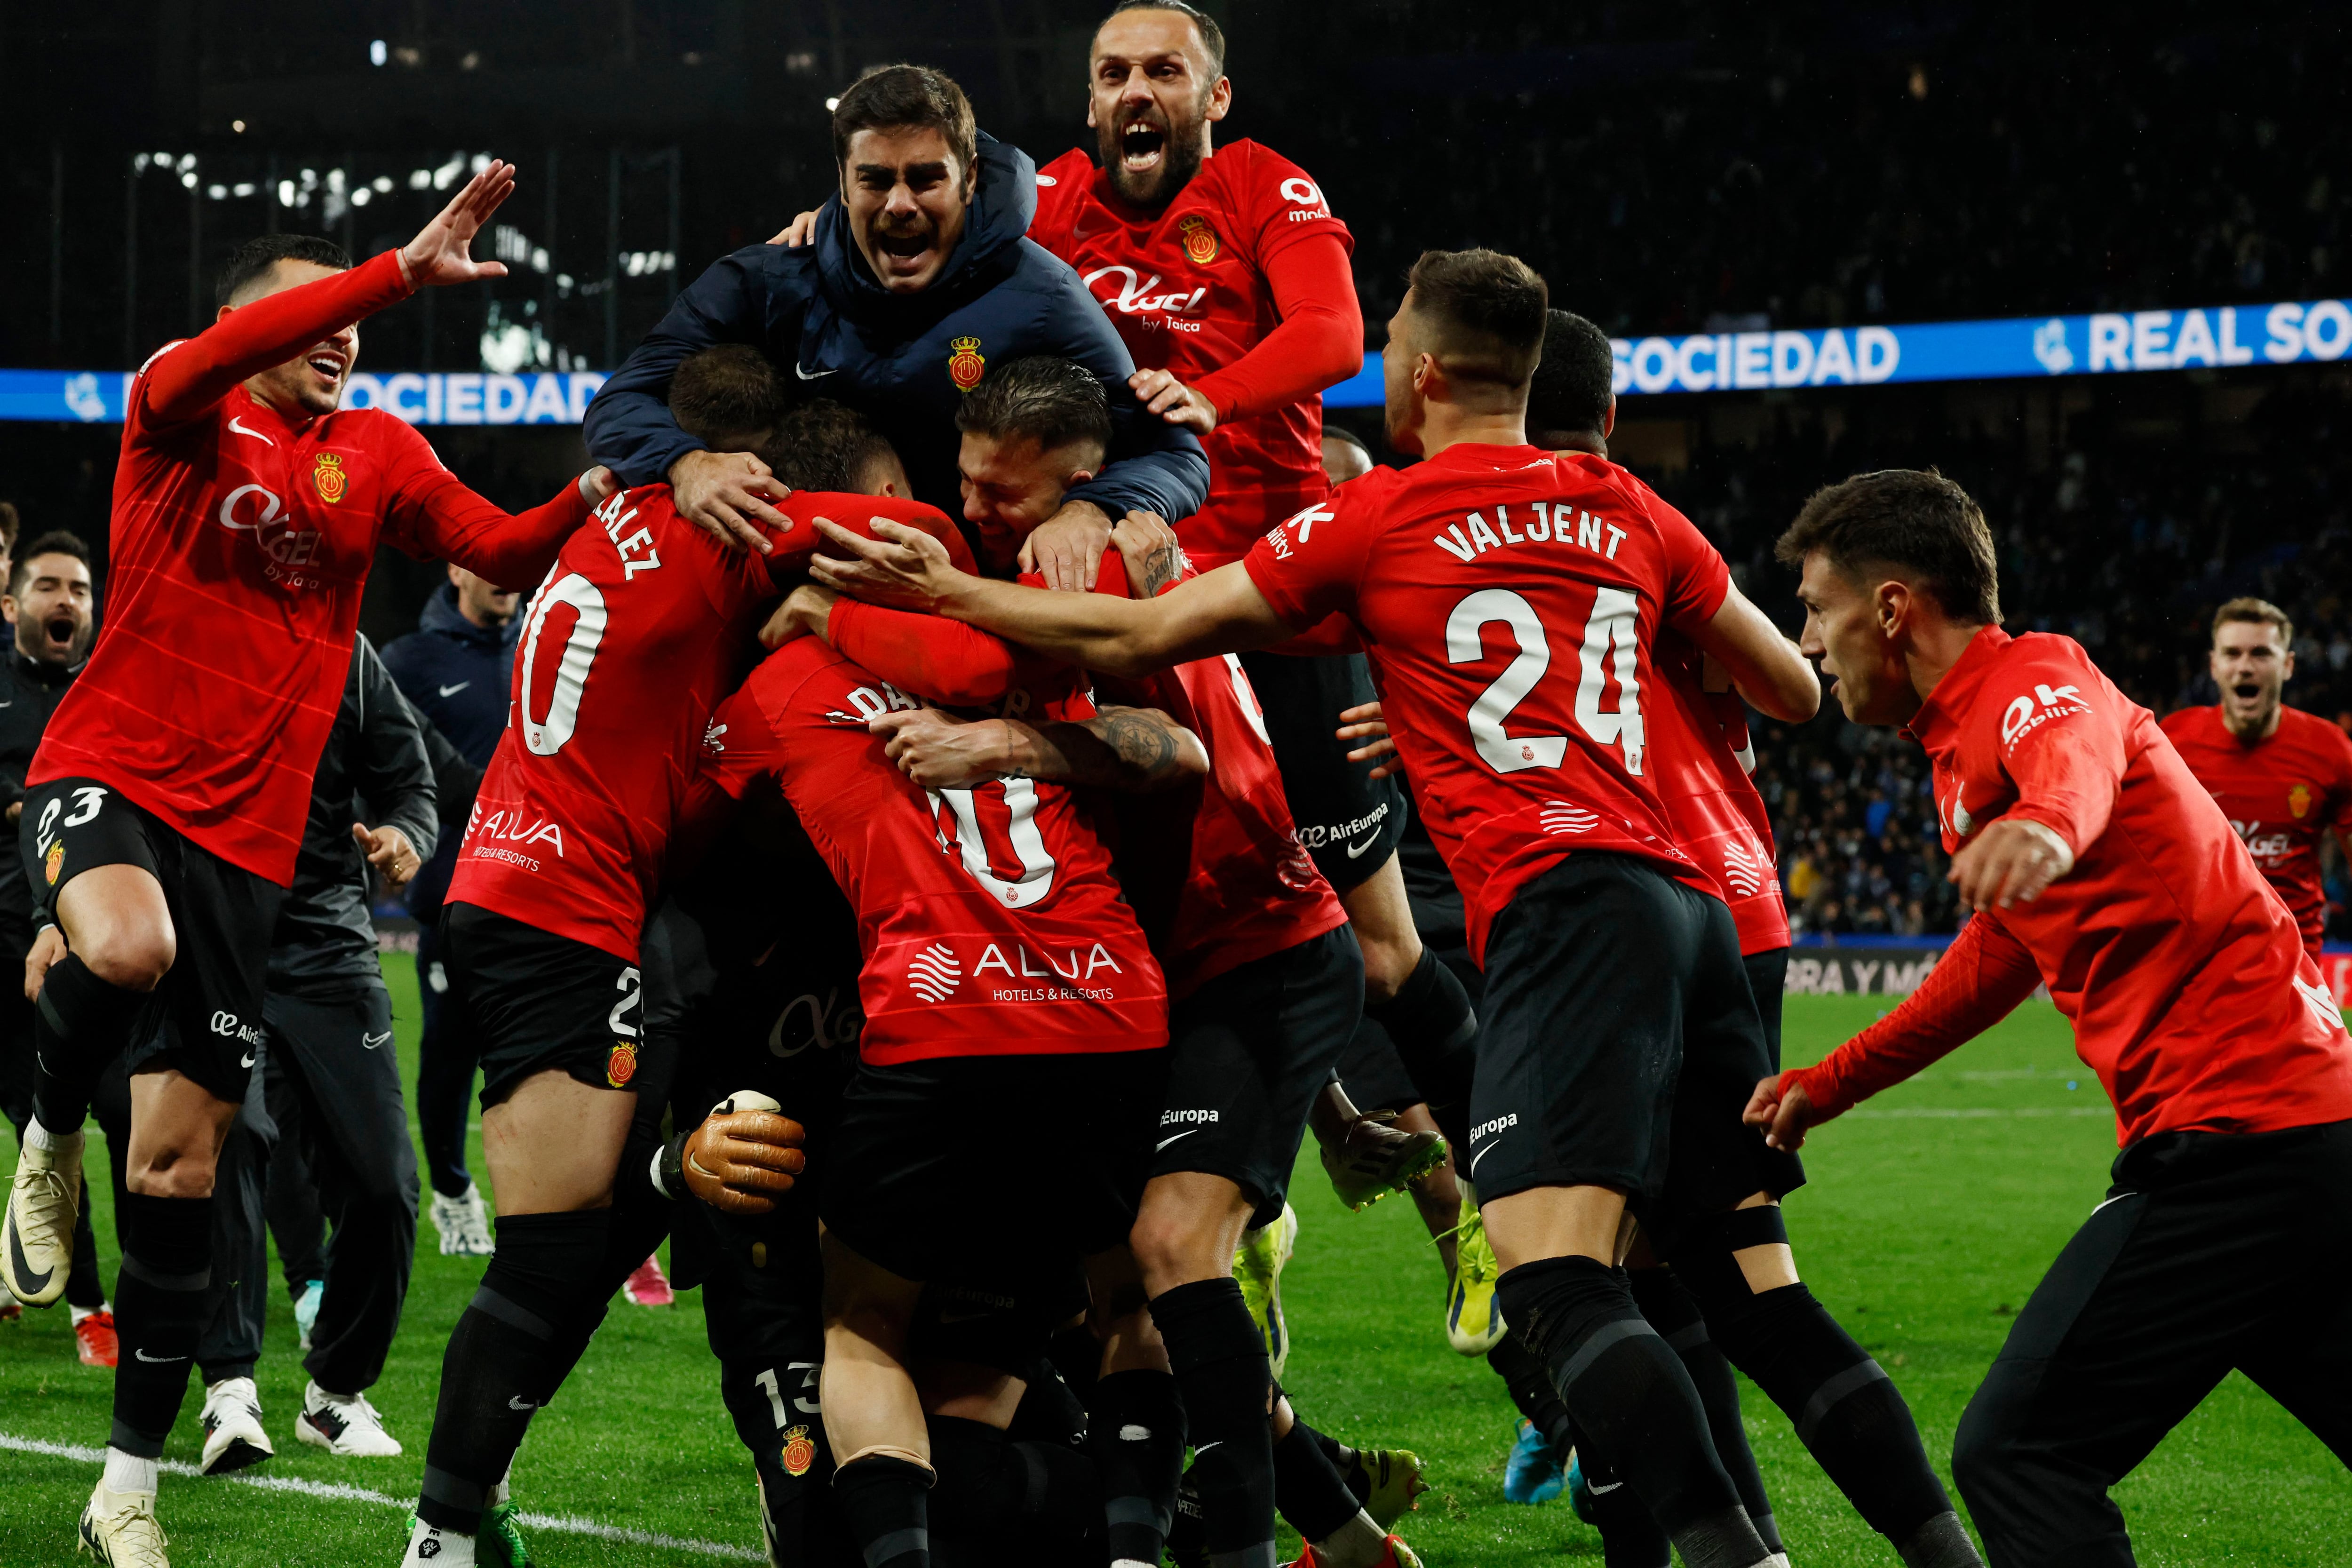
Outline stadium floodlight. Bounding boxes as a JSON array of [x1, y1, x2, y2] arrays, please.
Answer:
[[233, 183, 255, 198], [207, 184, 227, 200], [370, 39, 387, 67], [352, 187, 372, 207], [373, 176, 394, 193], [133, 154, 150, 173], [181, 171, 198, 190], [433, 154, 464, 191], [409, 169, 431, 190]]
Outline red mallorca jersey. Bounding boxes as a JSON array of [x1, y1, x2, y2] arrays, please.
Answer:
[[1243, 445, 1729, 964], [1652, 632, 1788, 955], [2160, 703, 2352, 957], [447, 484, 799, 962], [1796, 629, 2352, 1146], [820, 562, 1346, 995], [1032, 142, 1352, 567], [32, 250, 590, 884], [699, 637, 1167, 1065]]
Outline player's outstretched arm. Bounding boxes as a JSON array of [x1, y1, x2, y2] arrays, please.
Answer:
[[810, 517, 1294, 677], [397, 160, 519, 288], [868, 705, 1208, 793], [388, 461, 618, 591], [1689, 581, 1821, 723], [1743, 913, 2044, 1150]]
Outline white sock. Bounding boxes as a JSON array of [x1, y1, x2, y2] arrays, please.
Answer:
[[404, 1519, 476, 1567], [1314, 1510, 1390, 1568], [102, 1447, 158, 1496], [24, 1116, 82, 1155], [71, 1302, 106, 1325]]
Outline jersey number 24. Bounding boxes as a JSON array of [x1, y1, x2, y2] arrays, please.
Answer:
[[1447, 586, 1645, 776]]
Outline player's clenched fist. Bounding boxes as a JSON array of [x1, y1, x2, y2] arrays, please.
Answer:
[[1742, 1072, 1825, 1152], [679, 1094, 809, 1215]]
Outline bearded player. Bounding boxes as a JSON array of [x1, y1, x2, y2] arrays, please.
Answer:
[[1750, 470, 2352, 1564], [813, 249, 1984, 1568], [2160, 597, 2352, 960], [0, 167, 616, 1568]]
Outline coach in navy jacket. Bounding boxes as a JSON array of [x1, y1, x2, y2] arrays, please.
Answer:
[[380, 581, 507, 921], [584, 129, 1208, 528]]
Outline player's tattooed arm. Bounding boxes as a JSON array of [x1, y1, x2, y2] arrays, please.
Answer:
[[1113, 511, 1186, 598], [1003, 705, 1209, 794]]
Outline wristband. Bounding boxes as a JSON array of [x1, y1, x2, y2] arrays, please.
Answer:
[[651, 1133, 688, 1202]]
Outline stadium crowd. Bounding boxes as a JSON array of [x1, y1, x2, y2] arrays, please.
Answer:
[[7, 6, 2352, 1568]]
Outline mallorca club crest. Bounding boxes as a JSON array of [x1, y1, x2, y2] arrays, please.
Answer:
[[312, 451, 348, 504], [947, 335, 986, 392], [44, 841, 64, 886], [1178, 214, 1220, 265], [2290, 783, 2313, 819], [781, 1425, 817, 1477], [605, 1039, 638, 1087]]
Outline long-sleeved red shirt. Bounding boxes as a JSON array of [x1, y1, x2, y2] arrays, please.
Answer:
[[1790, 627, 2352, 1146], [32, 250, 592, 885]]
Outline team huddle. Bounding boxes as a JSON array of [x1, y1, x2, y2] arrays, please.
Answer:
[[8, 5, 2352, 1568]]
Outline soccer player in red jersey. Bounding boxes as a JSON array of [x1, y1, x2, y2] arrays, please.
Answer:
[[402, 358, 915, 1567], [2160, 597, 2352, 959], [812, 250, 1977, 1568], [697, 514, 1185, 1568], [1747, 470, 2352, 1565], [0, 167, 619, 1566], [779, 357, 1401, 1568]]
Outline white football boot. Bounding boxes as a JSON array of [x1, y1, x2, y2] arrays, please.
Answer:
[[198, 1376, 273, 1475]]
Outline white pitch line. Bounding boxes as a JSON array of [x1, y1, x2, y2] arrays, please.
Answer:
[[1844, 1106, 2109, 1118], [0, 1431, 762, 1562]]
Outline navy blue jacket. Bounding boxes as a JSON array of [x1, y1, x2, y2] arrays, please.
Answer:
[[380, 584, 513, 916], [583, 134, 1209, 523]]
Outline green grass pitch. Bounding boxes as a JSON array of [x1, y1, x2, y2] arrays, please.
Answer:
[[3, 957, 2347, 1564]]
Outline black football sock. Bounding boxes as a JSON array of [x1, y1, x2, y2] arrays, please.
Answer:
[[29, 954, 152, 1134], [1291, 1418, 1370, 1508], [720, 1360, 854, 1568], [417, 1210, 609, 1535], [1495, 1257, 1764, 1567], [1576, 1435, 1674, 1568], [1629, 1266, 1781, 1555], [1269, 1416, 1363, 1542], [1363, 948, 1477, 1154], [1046, 1320, 1101, 1401], [1152, 1279, 1277, 1566], [1089, 1368, 1184, 1565], [109, 1193, 213, 1458], [64, 1184, 104, 1311], [1672, 1208, 1961, 1553], [1489, 1329, 1578, 1452], [927, 1414, 1101, 1556], [834, 1453, 933, 1568], [1007, 1354, 1090, 1447]]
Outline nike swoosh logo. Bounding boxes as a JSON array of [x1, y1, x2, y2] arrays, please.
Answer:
[[1193, 1441, 1223, 1456], [7, 1215, 54, 1295], [1343, 829, 1382, 859], [362, 1031, 394, 1050], [438, 682, 471, 697], [135, 1349, 189, 1363], [794, 363, 837, 381], [1589, 1480, 1623, 1495], [1156, 1130, 1200, 1151], [1469, 1138, 1502, 1172], [240, 1051, 257, 1069], [228, 416, 274, 446], [509, 1395, 538, 1411]]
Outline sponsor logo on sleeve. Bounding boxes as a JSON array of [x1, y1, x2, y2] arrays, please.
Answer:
[[1999, 682, 2090, 748]]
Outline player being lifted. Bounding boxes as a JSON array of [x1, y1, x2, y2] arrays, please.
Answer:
[[1749, 472, 2352, 1566], [811, 249, 1984, 1568], [2159, 597, 2352, 961], [0, 166, 616, 1568]]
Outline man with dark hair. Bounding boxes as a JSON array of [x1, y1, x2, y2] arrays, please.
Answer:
[[1526, 310, 1617, 449], [0, 532, 106, 1362], [587, 63, 1206, 561], [0, 501, 23, 609], [0, 165, 616, 1566], [1753, 471, 2352, 1565], [812, 248, 1977, 1568], [667, 343, 789, 454], [951, 356, 1118, 569], [2161, 596, 2352, 961], [765, 399, 913, 497]]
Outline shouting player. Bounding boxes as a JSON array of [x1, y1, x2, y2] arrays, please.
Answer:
[[810, 250, 1976, 1568], [0, 166, 615, 1567], [1749, 471, 2352, 1566], [2160, 597, 2352, 960]]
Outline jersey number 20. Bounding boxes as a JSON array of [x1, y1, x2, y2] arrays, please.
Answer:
[[1447, 586, 1645, 776], [517, 572, 608, 756]]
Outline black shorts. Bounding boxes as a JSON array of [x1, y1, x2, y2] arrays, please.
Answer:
[[1744, 947, 1789, 1071], [1465, 852, 1803, 1247], [821, 1049, 1162, 1285], [909, 1266, 1090, 1379], [1334, 1019, 1419, 1119], [20, 777, 283, 1106], [1157, 927, 1363, 1225], [439, 901, 650, 1109], [1238, 650, 1409, 892]]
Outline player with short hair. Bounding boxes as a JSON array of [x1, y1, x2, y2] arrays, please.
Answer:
[[776, 353, 1413, 1568], [2160, 597, 2352, 960], [398, 350, 855, 1567], [0, 532, 109, 1362], [1749, 470, 2352, 1565], [0, 167, 616, 1568], [811, 247, 1980, 1568]]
